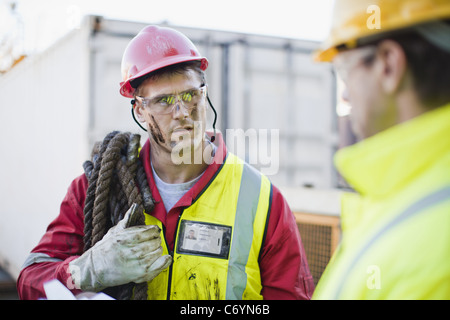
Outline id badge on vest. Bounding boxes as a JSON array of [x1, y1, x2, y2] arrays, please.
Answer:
[[177, 220, 232, 259]]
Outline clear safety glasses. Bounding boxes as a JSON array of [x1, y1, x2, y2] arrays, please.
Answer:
[[135, 84, 207, 115], [333, 46, 377, 83]]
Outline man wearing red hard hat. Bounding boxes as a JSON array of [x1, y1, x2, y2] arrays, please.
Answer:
[[17, 25, 314, 300]]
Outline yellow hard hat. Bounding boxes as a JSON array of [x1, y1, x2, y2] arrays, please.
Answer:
[[315, 0, 450, 62]]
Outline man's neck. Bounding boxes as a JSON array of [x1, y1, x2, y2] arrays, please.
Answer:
[[150, 140, 213, 184], [396, 88, 429, 124]]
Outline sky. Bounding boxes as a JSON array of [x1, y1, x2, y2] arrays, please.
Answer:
[[1, 0, 335, 54]]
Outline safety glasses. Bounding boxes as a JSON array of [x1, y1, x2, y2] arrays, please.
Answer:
[[135, 84, 207, 115], [333, 46, 377, 83]]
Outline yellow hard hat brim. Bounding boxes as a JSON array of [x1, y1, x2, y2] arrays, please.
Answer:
[[315, 0, 450, 63]]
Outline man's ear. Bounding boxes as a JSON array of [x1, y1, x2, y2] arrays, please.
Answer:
[[377, 40, 408, 94]]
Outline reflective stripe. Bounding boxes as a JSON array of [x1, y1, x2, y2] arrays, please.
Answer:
[[335, 186, 450, 298], [21, 252, 63, 270], [226, 163, 262, 299]]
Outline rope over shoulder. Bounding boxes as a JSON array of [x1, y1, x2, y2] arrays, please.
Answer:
[[82, 131, 154, 300]]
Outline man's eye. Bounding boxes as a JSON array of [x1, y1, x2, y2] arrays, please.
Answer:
[[182, 92, 193, 102], [160, 96, 175, 104]]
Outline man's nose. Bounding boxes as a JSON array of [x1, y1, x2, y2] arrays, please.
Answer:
[[172, 103, 189, 119]]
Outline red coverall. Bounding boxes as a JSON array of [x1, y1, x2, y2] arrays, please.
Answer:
[[17, 134, 314, 300]]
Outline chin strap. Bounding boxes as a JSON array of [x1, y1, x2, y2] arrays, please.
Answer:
[[130, 96, 218, 142]]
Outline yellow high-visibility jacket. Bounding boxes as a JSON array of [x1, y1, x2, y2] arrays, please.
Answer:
[[313, 103, 450, 299]]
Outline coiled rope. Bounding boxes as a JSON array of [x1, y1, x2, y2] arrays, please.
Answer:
[[82, 131, 154, 300]]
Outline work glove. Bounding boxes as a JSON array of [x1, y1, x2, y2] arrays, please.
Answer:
[[69, 204, 172, 292]]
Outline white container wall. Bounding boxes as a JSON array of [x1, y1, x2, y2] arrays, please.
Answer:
[[0, 21, 91, 278], [0, 16, 337, 279]]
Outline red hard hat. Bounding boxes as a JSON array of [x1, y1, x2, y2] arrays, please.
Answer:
[[120, 25, 209, 98]]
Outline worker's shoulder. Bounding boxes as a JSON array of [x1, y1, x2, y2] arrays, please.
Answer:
[[62, 173, 89, 207]]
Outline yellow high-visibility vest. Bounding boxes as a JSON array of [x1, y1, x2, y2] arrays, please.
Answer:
[[144, 153, 272, 300]]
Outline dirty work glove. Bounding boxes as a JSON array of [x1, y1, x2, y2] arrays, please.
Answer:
[[69, 204, 172, 292]]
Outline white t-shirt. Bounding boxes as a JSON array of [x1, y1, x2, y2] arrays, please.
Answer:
[[151, 163, 203, 213]]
